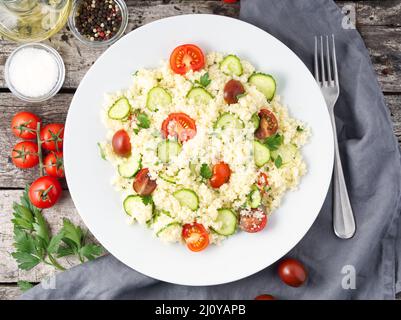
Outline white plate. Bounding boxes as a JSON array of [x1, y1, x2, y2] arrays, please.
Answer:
[[64, 14, 334, 286]]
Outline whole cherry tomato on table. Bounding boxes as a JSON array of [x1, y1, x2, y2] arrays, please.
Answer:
[[210, 162, 231, 188], [40, 123, 64, 151], [44, 151, 65, 178], [112, 129, 131, 157], [254, 109, 278, 140], [255, 294, 276, 300], [11, 112, 41, 139], [278, 258, 308, 287], [170, 44, 205, 75], [133, 168, 157, 196], [161, 113, 197, 142], [11, 141, 39, 169], [239, 207, 268, 233], [182, 223, 209, 252], [28, 176, 62, 209]]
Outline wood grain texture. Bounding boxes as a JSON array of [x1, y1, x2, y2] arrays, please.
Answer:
[[0, 1, 400, 92], [0, 285, 22, 300]]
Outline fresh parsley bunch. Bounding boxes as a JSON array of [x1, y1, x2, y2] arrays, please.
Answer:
[[12, 186, 103, 273]]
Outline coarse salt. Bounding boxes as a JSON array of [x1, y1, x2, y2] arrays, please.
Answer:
[[8, 47, 59, 98]]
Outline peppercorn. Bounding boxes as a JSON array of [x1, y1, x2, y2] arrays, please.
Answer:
[[74, 0, 123, 42]]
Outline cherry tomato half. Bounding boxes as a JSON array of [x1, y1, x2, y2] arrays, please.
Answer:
[[161, 113, 197, 142], [170, 44, 205, 75], [28, 176, 62, 209], [210, 162, 231, 189], [255, 109, 278, 140], [40, 123, 64, 152], [133, 168, 157, 196], [224, 79, 245, 104], [255, 294, 276, 300], [11, 112, 41, 139], [278, 258, 307, 287], [11, 141, 39, 169], [44, 151, 65, 178], [239, 207, 267, 233], [112, 129, 131, 157], [182, 223, 209, 252]]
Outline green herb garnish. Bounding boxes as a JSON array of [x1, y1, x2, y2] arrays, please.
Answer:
[[195, 72, 211, 88], [264, 134, 283, 151], [200, 163, 212, 179], [97, 142, 106, 160], [296, 126, 304, 132], [17, 280, 34, 292], [136, 112, 150, 129], [274, 155, 283, 168]]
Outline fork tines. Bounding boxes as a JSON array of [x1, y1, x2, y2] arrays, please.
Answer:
[[314, 35, 339, 88]]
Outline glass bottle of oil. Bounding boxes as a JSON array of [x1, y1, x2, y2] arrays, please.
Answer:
[[0, 0, 72, 42]]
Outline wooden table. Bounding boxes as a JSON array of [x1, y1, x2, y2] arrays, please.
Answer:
[[1, 0, 400, 300]]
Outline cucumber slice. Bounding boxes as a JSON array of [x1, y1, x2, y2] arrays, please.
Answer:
[[212, 209, 237, 236], [220, 55, 243, 76], [157, 140, 182, 163], [254, 140, 271, 167], [187, 87, 213, 105], [271, 144, 298, 164], [118, 154, 141, 178], [249, 73, 276, 101], [156, 222, 182, 238], [159, 171, 177, 184], [214, 112, 244, 130], [146, 87, 172, 111], [108, 97, 131, 120], [173, 189, 199, 211], [251, 113, 260, 130], [248, 189, 262, 209], [189, 162, 197, 176], [123, 195, 152, 217]]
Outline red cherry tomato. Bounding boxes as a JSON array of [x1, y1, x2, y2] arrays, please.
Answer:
[[210, 162, 231, 189], [278, 258, 307, 287], [28, 176, 62, 209], [112, 129, 131, 157], [257, 172, 268, 188], [11, 141, 39, 169], [44, 151, 65, 178], [170, 44, 205, 75], [11, 112, 41, 139], [255, 109, 278, 140], [161, 113, 197, 142], [40, 123, 64, 152], [182, 223, 209, 252], [224, 79, 245, 104], [133, 168, 157, 196], [255, 294, 276, 300], [223, 0, 238, 3], [239, 208, 267, 233]]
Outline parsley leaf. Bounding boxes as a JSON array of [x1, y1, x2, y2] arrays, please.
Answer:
[[142, 195, 153, 206], [195, 73, 211, 88], [200, 163, 212, 179], [236, 92, 247, 100], [275, 155, 283, 168], [296, 126, 304, 132], [17, 280, 34, 292], [137, 112, 150, 129], [264, 134, 283, 151]]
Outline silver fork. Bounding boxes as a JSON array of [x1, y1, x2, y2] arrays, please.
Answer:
[[314, 35, 356, 239]]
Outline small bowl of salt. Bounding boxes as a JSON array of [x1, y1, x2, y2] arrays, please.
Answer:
[[5, 43, 65, 103]]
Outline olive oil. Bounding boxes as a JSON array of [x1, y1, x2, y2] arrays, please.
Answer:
[[0, 0, 71, 42]]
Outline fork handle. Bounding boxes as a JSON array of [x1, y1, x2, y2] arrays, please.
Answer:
[[330, 113, 356, 239]]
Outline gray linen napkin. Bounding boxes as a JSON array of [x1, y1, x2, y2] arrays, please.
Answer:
[[22, 0, 401, 300]]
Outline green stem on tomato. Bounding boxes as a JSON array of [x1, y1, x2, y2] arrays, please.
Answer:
[[36, 122, 44, 176], [47, 254, 65, 271]]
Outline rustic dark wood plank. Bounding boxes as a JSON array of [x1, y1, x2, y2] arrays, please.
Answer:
[[359, 26, 401, 92], [0, 285, 22, 300], [356, 0, 401, 26], [0, 92, 400, 188]]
